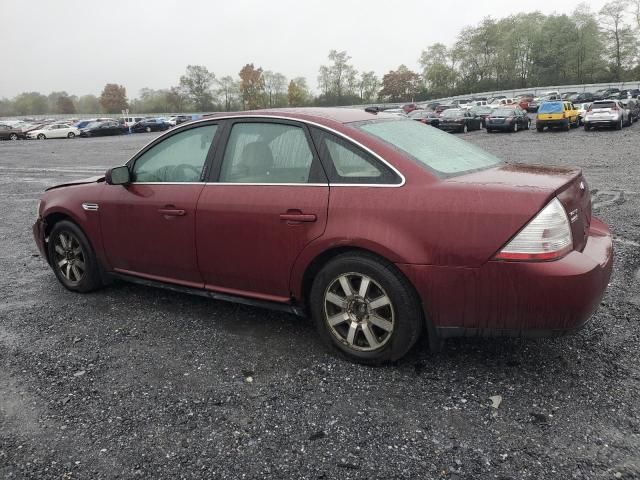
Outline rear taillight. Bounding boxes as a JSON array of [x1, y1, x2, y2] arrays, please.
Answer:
[[611, 106, 618, 111], [494, 198, 573, 261]]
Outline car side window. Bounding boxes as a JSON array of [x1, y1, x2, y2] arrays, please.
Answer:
[[132, 124, 217, 183], [311, 127, 401, 184], [219, 122, 316, 184]]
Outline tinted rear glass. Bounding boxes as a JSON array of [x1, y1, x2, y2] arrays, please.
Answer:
[[491, 108, 514, 116], [593, 102, 616, 109], [538, 102, 563, 113], [354, 119, 502, 176]]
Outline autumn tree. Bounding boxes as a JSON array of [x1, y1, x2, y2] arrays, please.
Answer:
[[287, 77, 311, 106], [179, 65, 215, 111], [239, 63, 265, 110], [99, 84, 128, 113], [378, 65, 421, 102]]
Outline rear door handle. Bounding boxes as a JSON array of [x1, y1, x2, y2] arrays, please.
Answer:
[[158, 208, 186, 216], [279, 211, 317, 223]]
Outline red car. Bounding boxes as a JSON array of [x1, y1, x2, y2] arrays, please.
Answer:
[[33, 108, 613, 364]]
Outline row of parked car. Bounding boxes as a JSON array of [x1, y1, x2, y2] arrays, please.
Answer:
[[0, 114, 194, 141], [378, 95, 639, 135]]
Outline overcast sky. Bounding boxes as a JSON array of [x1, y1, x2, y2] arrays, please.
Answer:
[[2, 0, 610, 99]]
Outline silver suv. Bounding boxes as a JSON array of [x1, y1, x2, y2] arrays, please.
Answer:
[[584, 100, 631, 130]]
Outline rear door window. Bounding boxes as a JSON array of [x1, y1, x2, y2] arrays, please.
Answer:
[[219, 122, 322, 184]]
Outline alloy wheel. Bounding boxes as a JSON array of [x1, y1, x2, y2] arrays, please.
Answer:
[[323, 272, 395, 352], [9, 133, 18, 140], [52, 231, 86, 284]]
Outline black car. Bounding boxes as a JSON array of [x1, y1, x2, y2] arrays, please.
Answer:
[[485, 107, 531, 133], [0, 124, 27, 140], [594, 88, 619, 100], [131, 118, 170, 133], [408, 109, 440, 127], [572, 92, 595, 103], [437, 108, 482, 133], [79, 121, 123, 137], [469, 106, 493, 127]]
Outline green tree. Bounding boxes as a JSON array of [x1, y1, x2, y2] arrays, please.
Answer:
[[99, 84, 128, 114], [76, 94, 101, 114], [599, 0, 638, 80], [419, 44, 456, 97], [179, 65, 215, 111], [263, 71, 288, 107], [216, 76, 240, 111], [358, 71, 379, 103], [13, 92, 48, 115], [317, 50, 359, 105]]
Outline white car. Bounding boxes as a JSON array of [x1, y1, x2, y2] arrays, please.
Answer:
[[27, 123, 80, 140], [576, 103, 592, 125]]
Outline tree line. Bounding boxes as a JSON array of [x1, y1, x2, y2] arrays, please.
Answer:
[[1, 1, 639, 116]]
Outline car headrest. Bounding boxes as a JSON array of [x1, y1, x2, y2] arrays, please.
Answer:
[[241, 141, 274, 176]]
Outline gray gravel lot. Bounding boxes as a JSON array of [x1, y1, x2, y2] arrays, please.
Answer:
[[1, 124, 639, 479]]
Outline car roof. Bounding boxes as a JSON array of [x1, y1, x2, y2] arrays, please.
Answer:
[[205, 107, 394, 125]]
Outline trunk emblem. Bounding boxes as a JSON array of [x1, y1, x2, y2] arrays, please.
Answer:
[[569, 208, 579, 223]]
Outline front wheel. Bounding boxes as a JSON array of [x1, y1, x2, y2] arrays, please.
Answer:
[[310, 253, 423, 364], [9, 133, 18, 140], [513, 122, 518, 133], [537, 125, 544, 132], [462, 124, 468, 134], [37, 134, 46, 140], [47, 220, 103, 293], [67, 132, 75, 138], [145, 126, 151, 133]]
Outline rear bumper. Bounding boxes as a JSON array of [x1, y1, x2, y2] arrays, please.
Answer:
[[398, 217, 613, 337], [486, 123, 511, 130], [537, 118, 569, 128], [439, 123, 464, 131]]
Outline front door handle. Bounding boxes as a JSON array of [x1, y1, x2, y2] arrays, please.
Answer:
[[279, 210, 317, 223], [158, 208, 186, 217]]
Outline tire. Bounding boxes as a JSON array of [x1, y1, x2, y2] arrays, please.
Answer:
[[584, 123, 591, 131], [513, 122, 518, 133], [616, 118, 623, 130], [145, 126, 151, 133], [9, 133, 18, 140], [47, 220, 103, 293], [37, 134, 46, 140], [462, 124, 468, 134], [309, 252, 423, 364], [565, 121, 571, 132], [537, 125, 544, 132], [486, 128, 493, 133], [67, 132, 75, 138]]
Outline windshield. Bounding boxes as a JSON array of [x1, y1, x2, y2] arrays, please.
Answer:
[[409, 110, 434, 118], [355, 119, 502, 176], [471, 107, 492, 114], [441, 109, 463, 118], [592, 102, 616, 109], [538, 102, 563, 113], [492, 108, 514, 116]]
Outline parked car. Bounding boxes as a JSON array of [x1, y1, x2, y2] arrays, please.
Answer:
[[131, 118, 171, 133], [408, 109, 440, 127], [620, 98, 639, 122], [32, 108, 613, 364], [79, 121, 123, 137], [593, 88, 619, 100], [434, 104, 453, 114], [27, 123, 80, 140], [469, 105, 493, 127], [536, 101, 579, 131], [561, 91, 578, 100], [437, 108, 482, 133], [402, 103, 418, 113], [485, 107, 531, 132], [584, 100, 632, 130], [121, 116, 145, 128], [0, 123, 28, 140], [575, 103, 592, 125], [572, 92, 595, 103]]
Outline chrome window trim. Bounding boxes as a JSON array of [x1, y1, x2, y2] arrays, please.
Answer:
[[204, 183, 328, 187], [128, 114, 406, 188], [128, 182, 206, 185]]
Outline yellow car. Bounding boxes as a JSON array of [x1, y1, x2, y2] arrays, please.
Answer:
[[536, 101, 579, 131]]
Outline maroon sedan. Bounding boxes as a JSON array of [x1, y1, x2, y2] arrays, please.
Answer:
[[33, 108, 613, 364]]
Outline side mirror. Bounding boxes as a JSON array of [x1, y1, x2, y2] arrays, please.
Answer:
[[105, 166, 130, 185]]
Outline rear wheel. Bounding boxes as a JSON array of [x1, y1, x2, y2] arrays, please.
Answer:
[[37, 134, 46, 140], [616, 118, 623, 130], [310, 253, 423, 364], [513, 121, 518, 132], [9, 133, 18, 140], [67, 132, 75, 138], [537, 125, 544, 132], [462, 124, 468, 134], [145, 126, 151, 133], [47, 221, 103, 293]]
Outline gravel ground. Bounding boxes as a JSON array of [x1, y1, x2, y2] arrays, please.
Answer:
[[1, 122, 639, 479]]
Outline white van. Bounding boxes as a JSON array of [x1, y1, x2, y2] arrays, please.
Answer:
[[121, 116, 144, 127]]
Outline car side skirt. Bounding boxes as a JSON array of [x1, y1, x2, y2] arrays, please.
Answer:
[[109, 272, 306, 317]]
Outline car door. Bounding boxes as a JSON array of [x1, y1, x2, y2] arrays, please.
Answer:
[[0, 125, 9, 139], [195, 119, 329, 301], [99, 122, 220, 287]]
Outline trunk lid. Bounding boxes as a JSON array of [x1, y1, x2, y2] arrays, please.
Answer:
[[447, 163, 591, 253]]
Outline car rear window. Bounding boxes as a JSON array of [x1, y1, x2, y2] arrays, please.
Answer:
[[593, 102, 616, 109], [354, 119, 502, 176], [538, 102, 563, 113]]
